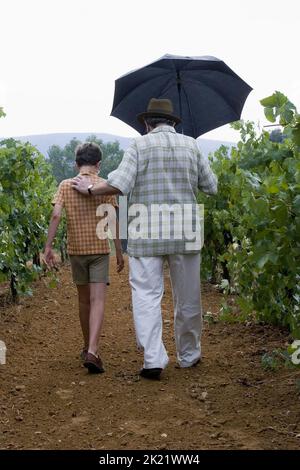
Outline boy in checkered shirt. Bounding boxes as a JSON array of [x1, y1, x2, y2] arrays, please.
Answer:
[[44, 142, 124, 373]]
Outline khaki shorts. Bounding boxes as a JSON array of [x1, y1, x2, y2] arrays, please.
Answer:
[[69, 254, 110, 285]]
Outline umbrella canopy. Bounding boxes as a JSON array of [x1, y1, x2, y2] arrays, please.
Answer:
[[111, 54, 252, 138]]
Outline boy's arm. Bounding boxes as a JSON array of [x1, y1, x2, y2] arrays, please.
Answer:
[[44, 203, 63, 267], [113, 218, 124, 273]]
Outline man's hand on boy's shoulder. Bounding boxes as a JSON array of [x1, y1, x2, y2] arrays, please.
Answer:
[[116, 250, 125, 273], [71, 175, 91, 195]]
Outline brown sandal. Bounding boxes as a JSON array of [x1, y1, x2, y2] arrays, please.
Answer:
[[84, 352, 105, 374]]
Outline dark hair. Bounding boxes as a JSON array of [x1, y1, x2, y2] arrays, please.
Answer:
[[144, 117, 176, 128], [75, 142, 102, 167]]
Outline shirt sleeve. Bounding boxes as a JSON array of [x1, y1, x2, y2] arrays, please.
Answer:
[[106, 141, 138, 195], [52, 181, 65, 206], [197, 149, 218, 195]]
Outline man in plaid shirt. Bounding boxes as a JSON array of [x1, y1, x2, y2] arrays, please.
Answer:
[[44, 142, 124, 374], [72, 99, 217, 380]]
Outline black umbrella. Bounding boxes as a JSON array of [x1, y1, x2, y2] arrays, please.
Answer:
[[111, 54, 252, 138]]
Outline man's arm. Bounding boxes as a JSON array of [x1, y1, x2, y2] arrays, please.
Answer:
[[197, 150, 218, 196], [71, 178, 121, 196], [44, 203, 63, 267]]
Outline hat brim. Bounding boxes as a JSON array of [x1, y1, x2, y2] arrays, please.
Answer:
[[137, 111, 181, 125]]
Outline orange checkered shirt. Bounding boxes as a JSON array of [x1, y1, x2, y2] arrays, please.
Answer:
[[52, 168, 118, 255]]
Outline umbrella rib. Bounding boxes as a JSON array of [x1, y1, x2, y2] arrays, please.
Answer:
[[181, 83, 196, 137], [183, 74, 247, 117], [113, 71, 174, 113]]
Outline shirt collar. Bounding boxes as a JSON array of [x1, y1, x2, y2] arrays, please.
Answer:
[[79, 166, 99, 176], [149, 125, 176, 135]]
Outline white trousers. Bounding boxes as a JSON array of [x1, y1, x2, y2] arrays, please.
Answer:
[[129, 254, 202, 369]]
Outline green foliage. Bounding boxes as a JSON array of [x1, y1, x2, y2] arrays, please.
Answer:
[[203, 311, 218, 324], [269, 129, 284, 143], [199, 92, 300, 337], [0, 107, 6, 119], [260, 91, 297, 126], [48, 135, 124, 183], [261, 348, 296, 371], [0, 138, 56, 298], [261, 352, 280, 371]]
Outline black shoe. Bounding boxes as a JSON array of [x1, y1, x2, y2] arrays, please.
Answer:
[[192, 358, 201, 367], [140, 368, 162, 380]]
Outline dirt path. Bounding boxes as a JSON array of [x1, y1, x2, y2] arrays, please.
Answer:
[[0, 257, 300, 450]]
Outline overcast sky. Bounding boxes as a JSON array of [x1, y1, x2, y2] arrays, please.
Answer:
[[0, 0, 299, 141]]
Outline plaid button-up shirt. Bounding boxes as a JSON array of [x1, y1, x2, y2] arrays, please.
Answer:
[[53, 168, 117, 255], [107, 126, 218, 257]]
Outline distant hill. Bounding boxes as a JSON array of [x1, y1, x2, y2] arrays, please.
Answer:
[[1, 132, 234, 158]]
